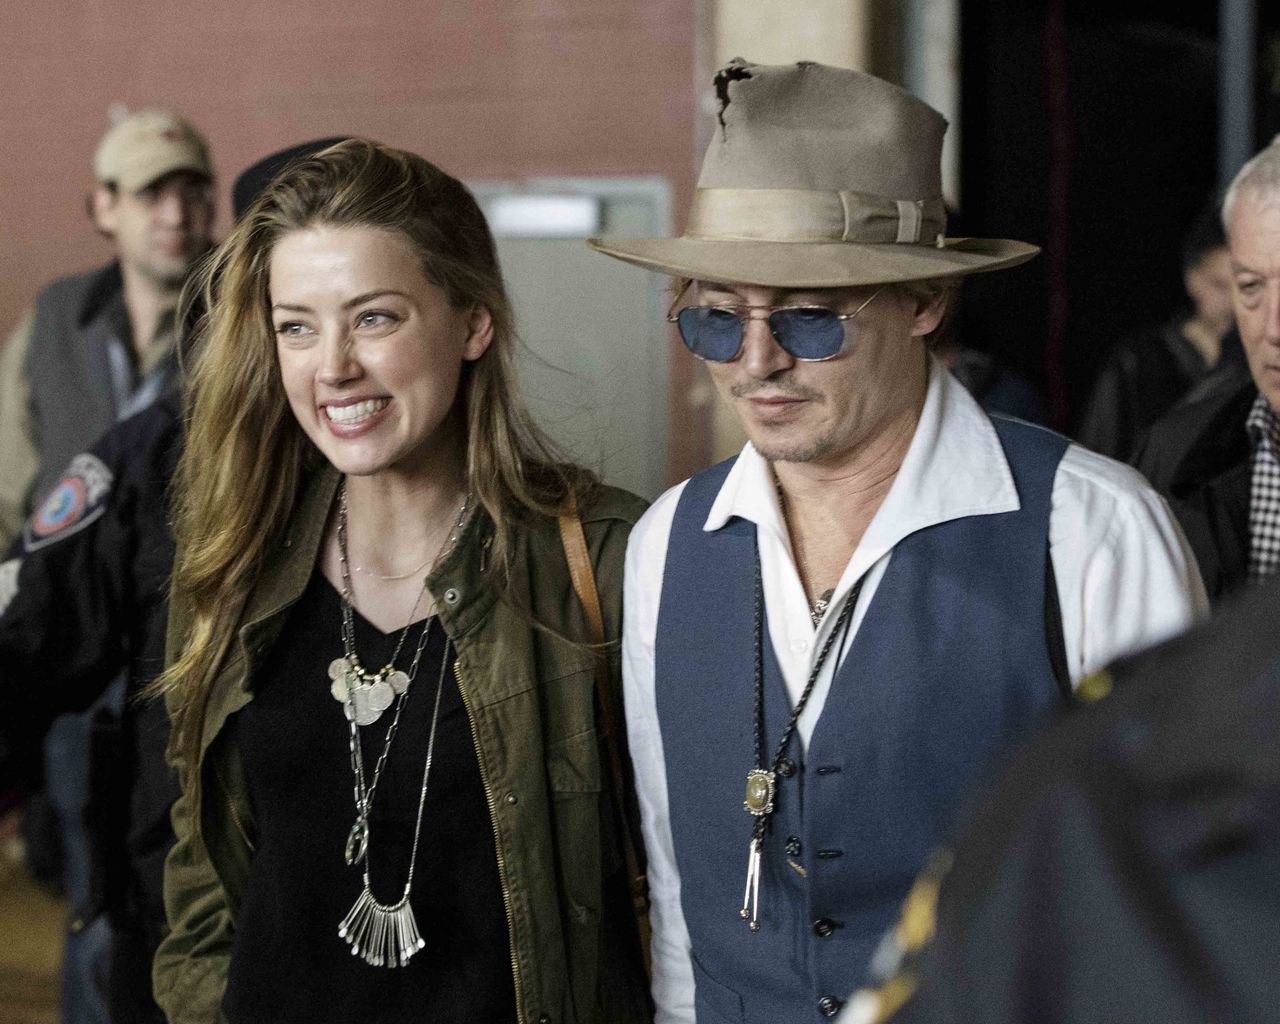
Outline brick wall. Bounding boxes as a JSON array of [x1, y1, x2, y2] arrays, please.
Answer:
[[0, 0, 700, 474]]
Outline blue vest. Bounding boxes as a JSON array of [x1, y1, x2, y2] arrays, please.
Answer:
[[654, 417, 1069, 1023]]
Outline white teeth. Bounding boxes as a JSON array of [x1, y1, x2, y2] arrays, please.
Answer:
[[325, 399, 388, 424]]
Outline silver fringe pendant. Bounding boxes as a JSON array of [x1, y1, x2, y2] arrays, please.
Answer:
[[339, 883, 426, 968]]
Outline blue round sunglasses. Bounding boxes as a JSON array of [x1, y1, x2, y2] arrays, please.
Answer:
[[666, 285, 883, 363]]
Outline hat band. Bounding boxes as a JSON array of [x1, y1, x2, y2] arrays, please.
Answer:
[[684, 188, 947, 245]]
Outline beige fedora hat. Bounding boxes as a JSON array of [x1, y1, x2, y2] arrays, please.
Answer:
[[589, 59, 1038, 288]]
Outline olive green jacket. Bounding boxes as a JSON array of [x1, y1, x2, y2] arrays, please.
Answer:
[[153, 465, 651, 1024]]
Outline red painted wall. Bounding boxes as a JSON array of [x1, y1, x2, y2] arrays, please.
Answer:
[[1, 1, 699, 473]]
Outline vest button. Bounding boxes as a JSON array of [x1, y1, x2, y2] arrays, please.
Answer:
[[818, 995, 843, 1017], [785, 835, 802, 856], [812, 917, 836, 938], [778, 757, 797, 778], [443, 588, 460, 605], [538, 1016, 552, 1024]]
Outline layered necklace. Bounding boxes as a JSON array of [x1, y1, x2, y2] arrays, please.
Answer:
[[330, 481, 471, 968]]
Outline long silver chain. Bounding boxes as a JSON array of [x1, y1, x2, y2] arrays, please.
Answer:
[[331, 479, 471, 966]]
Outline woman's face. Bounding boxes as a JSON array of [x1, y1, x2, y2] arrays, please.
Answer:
[[270, 224, 492, 481]]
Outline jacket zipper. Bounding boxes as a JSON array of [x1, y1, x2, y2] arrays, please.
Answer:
[[455, 657, 527, 1024], [213, 760, 255, 853]]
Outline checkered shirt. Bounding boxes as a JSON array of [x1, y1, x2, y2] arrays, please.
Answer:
[[1247, 392, 1280, 582]]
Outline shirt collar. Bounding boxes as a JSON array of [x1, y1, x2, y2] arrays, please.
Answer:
[[1246, 392, 1280, 453], [704, 360, 1021, 573]]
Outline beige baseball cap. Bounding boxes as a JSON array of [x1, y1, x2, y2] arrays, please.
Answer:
[[93, 109, 213, 192]]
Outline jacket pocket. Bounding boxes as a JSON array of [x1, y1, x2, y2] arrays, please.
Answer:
[[692, 954, 746, 1024], [547, 727, 603, 795]]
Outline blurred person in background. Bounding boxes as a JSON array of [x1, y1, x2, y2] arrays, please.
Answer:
[[593, 59, 1204, 1023], [1137, 136, 1280, 604], [0, 108, 213, 1024], [0, 140, 338, 1024], [1077, 200, 1243, 462], [152, 140, 650, 1024]]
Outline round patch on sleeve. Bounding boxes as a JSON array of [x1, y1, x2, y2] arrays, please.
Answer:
[[0, 558, 18, 617], [24, 453, 114, 552]]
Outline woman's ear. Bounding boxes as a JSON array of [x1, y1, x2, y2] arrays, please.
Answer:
[[462, 304, 495, 362]]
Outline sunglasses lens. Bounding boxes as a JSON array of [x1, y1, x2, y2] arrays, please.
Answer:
[[676, 307, 744, 362], [770, 307, 845, 359]]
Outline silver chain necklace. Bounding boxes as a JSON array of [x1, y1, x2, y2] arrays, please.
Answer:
[[329, 480, 470, 967], [329, 484, 470, 726]]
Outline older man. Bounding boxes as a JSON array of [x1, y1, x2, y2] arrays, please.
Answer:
[[592, 60, 1205, 1023], [1138, 136, 1280, 603]]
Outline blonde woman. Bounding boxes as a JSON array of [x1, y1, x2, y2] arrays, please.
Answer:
[[153, 140, 650, 1024]]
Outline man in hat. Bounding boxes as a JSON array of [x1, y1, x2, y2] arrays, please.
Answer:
[[0, 108, 213, 1024], [593, 60, 1205, 1022], [1137, 135, 1280, 604], [0, 108, 214, 544]]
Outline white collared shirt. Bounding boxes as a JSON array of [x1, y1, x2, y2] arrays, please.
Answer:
[[622, 362, 1208, 1023]]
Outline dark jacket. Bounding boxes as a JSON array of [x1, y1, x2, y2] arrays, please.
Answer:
[[24, 262, 180, 505], [1077, 323, 1243, 462], [0, 392, 183, 1022], [1134, 371, 1256, 604], [853, 577, 1280, 1024], [155, 467, 652, 1024]]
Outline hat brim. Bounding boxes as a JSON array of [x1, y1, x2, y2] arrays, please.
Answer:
[[586, 236, 1039, 288]]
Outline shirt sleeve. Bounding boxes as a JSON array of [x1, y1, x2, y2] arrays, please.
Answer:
[[1050, 443, 1209, 681], [622, 481, 697, 1024], [0, 311, 39, 548]]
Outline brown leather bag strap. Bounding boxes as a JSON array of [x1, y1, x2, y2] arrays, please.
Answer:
[[558, 496, 652, 978]]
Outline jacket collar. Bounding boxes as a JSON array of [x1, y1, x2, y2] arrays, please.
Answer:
[[704, 359, 1020, 583], [75, 262, 125, 329]]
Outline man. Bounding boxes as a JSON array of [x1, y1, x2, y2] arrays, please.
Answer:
[[0, 109, 214, 543], [0, 108, 212, 1024], [1078, 200, 1244, 462], [843, 578, 1280, 1024], [591, 60, 1205, 1022], [0, 140, 339, 1024], [1137, 135, 1280, 604]]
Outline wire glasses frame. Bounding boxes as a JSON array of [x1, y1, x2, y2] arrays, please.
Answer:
[[665, 284, 884, 363]]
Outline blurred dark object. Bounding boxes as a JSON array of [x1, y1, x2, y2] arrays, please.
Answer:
[[1076, 203, 1239, 460], [855, 576, 1280, 1024], [943, 346, 1049, 425], [231, 137, 348, 219]]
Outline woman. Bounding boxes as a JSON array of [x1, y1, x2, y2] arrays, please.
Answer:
[[152, 140, 649, 1024]]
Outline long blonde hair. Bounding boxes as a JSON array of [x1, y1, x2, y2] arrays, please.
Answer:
[[159, 139, 589, 798]]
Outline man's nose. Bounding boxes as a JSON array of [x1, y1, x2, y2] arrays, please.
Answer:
[[154, 189, 189, 229], [737, 312, 794, 378]]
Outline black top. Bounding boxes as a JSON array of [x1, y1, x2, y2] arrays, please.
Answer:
[[224, 571, 516, 1024]]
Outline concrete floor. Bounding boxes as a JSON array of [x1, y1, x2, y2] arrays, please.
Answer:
[[0, 813, 62, 1024]]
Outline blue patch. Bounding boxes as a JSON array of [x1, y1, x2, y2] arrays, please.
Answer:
[[24, 453, 113, 552]]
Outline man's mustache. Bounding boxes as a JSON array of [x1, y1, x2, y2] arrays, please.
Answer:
[[729, 379, 822, 402]]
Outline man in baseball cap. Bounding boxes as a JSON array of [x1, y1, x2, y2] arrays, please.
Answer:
[[0, 106, 214, 1024], [599, 59, 1206, 1021]]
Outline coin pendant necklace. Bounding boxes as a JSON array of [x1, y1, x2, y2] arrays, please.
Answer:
[[328, 484, 470, 728], [740, 548, 863, 931]]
